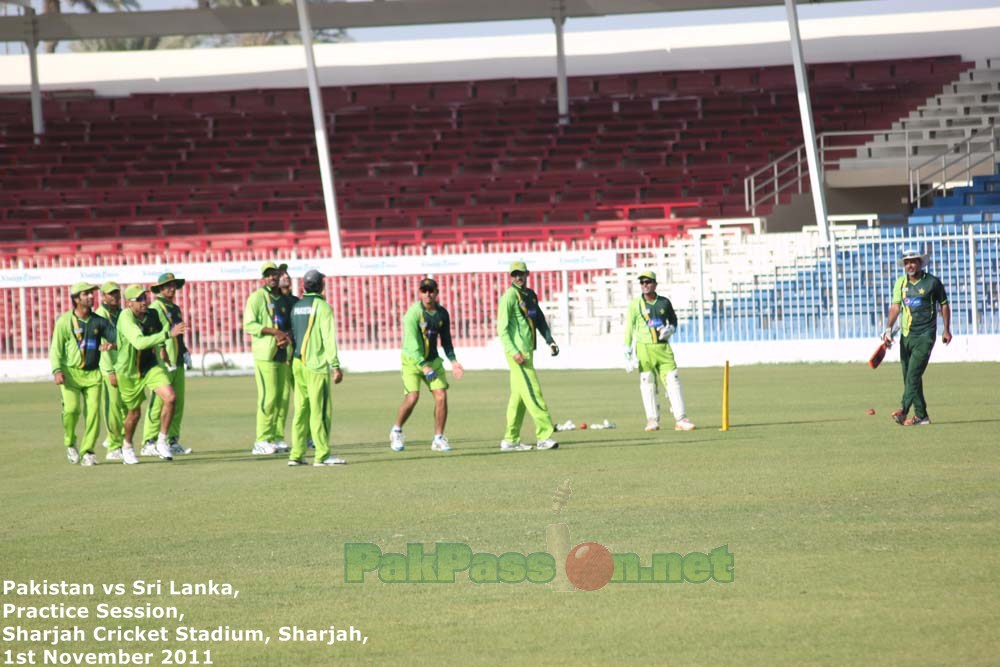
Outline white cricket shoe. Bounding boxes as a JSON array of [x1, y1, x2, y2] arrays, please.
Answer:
[[273, 441, 290, 453], [535, 439, 559, 451], [431, 435, 452, 452], [500, 440, 532, 452], [644, 419, 660, 432], [169, 437, 192, 455], [81, 452, 98, 466], [140, 440, 158, 457], [252, 441, 277, 455], [390, 428, 405, 452], [66, 446, 80, 464], [314, 456, 347, 466], [156, 437, 173, 461], [106, 448, 124, 461], [287, 459, 307, 467], [674, 418, 696, 431], [122, 445, 139, 465]]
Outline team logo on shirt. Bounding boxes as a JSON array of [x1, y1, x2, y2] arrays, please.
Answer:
[[903, 297, 924, 307]]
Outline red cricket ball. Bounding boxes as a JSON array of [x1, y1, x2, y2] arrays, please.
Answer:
[[867, 408, 876, 415], [565, 542, 614, 591]]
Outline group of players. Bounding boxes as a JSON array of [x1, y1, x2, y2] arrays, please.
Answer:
[[51, 259, 698, 467]]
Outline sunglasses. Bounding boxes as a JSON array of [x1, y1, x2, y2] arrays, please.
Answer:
[[419, 287, 437, 293], [133, 295, 148, 303], [511, 271, 527, 278], [639, 280, 655, 285]]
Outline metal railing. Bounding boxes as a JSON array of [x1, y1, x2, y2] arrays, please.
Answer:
[[744, 129, 923, 216], [908, 124, 999, 207]]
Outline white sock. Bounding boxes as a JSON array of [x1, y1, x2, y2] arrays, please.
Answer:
[[640, 372, 659, 421], [665, 369, 686, 421]]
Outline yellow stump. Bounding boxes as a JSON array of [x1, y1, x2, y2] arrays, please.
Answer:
[[720, 360, 730, 432]]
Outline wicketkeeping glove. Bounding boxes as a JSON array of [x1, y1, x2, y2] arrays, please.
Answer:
[[549, 342, 559, 357], [624, 346, 637, 373], [657, 324, 676, 342]]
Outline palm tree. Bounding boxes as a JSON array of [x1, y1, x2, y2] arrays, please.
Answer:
[[42, 0, 140, 52]]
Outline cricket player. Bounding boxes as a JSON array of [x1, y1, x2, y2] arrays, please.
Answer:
[[50, 282, 117, 466], [143, 272, 192, 455], [272, 269, 298, 451], [390, 277, 464, 453], [883, 246, 952, 426], [243, 261, 293, 455], [95, 281, 127, 461], [116, 285, 187, 462], [288, 269, 345, 467], [497, 260, 559, 452], [624, 271, 696, 432]]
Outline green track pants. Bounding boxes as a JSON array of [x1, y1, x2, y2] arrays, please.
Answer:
[[503, 353, 555, 443], [103, 375, 126, 450], [290, 358, 332, 463], [900, 333, 935, 419], [59, 367, 103, 454]]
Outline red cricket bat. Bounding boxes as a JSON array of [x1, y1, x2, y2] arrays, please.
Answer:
[[868, 342, 887, 369]]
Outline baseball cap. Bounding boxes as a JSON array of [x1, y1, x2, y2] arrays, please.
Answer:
[[70, 282, 98, 296], [151, 272, 185, 293], [100, 281, 120, 294], [509, 260, 528, 274], [261, 261, 288, 276], [124, 284, 148, 301], [419, 277, 438, 292], [638, 271, 657, 283]]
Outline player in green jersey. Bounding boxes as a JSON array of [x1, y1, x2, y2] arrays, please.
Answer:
[[390, 277, 464, 453], [624, 271, 696, 432], [497, 261, 559, 452], [288, 270, 346, 467], [94, 281, 128, 462], [143, 272, 193, 456], [243, 261, 293, 455], [49, 282, 117, 466], [882, 246, 952, 426], [115, 285, 187, 463]]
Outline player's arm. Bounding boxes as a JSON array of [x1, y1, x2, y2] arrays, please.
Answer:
[[665, 299, 678, 328], [318, 301, 343, 383], [120, 313, 175, 350], [624, 300, 638, 348], [440, 308, 457, 363], [882, 276, 905, 343], [496, 289, 520, 356], [400, 305, 426, 366], [151, 303, 175, 365], [938, 281, 952, 343], [49, 314, 67, 380], [533, 292, 559, 355]]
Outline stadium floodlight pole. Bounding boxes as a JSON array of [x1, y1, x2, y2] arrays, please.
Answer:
[[552, 0, 568, 125], [784, 0, 829, 245], [294, 0, 343, 258]]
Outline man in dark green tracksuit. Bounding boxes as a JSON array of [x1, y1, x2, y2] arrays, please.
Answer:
[[50, 282, 117, 466], [497, 261, 560, 452], [144, 272, 192, 455], [883, 246, 951, 426], [243, 261, 293, 455], [95, 281, 126, 461], [288, 270, 345, 467], [273, 269, 298, 451]]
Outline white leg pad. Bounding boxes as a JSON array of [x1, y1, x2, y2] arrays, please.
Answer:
[[665, 369, 686, 421], [639, 372, 659, 421]]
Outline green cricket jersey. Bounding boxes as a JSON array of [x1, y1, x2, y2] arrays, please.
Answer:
[[892, 271, 948, 337], [94, 304, 121, 375], [290, 292, 340, 372], [114, 308, 170, 380], [243, 286, 288, 362], [625, 295, 678, 346], [401, 301, 456, 366], [497, 284, 554, 356], [150, 297, 188, 366], [49, 310, 116, 374]]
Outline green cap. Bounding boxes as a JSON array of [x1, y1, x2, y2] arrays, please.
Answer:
[[261, 261, 288, 276], [100, 281, 120, 294], [638, 270, 657, 282], [70, 282, 98, 296], [124, 284, 148, 301], [509, 260, 528, 274], [151, 272, 186, 293]]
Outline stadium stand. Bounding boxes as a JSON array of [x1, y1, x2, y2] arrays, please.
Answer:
[[0, 56, 972, 263]]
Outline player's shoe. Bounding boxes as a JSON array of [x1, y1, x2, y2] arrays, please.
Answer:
[[169, 437, 192, 455], [155, 437, 173, 461], [121, 445, 139, 465], [314, 456, 347, 466], [252, 441, 277, 455], [105, 448, 124, 461], [644, 419, 660, 432], [535, 439, 559, 451], [287, 459, 307, 467], [674, 418, 696, 431], [390, 428, 405, 452], [903, 415, 932, 426], [81, 452, 98, 467], [273, 441, 290, 454], [431, 435, 452, 452], [500, 440, 531, 452], [140, 440, 158, 457], [66, 446, 80, 464], [890, 408, 906, 425]]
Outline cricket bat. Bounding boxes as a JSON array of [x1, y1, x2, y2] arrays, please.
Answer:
[[868, 342, 887, 369]]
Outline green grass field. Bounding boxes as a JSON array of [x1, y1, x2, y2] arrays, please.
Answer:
[[2, 363, 999, 666]]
